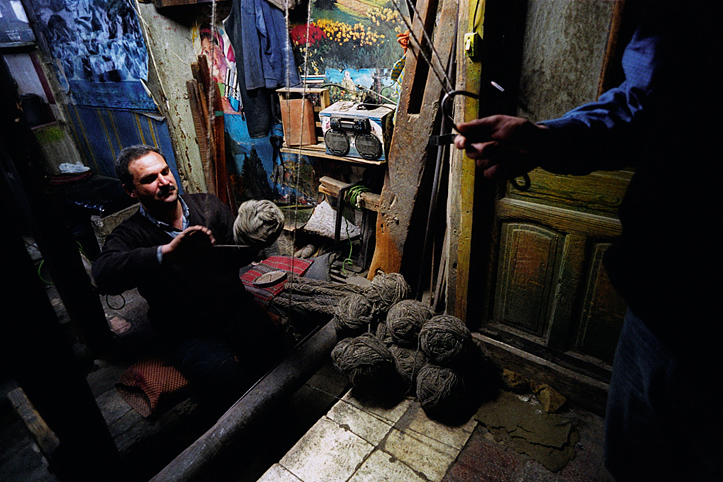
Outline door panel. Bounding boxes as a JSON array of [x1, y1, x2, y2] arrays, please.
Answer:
[[448, 0, 636, 412], [484, 195, 626, 380], [494, 222, 562, 338]]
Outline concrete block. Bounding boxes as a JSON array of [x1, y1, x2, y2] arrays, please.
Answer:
[[257, 463, 304, 482]]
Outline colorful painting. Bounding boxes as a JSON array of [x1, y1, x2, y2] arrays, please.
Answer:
[[194, 23, 241, 115], [290, 0, 409, 103]]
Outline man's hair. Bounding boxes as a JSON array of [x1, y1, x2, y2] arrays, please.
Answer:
[[116, 145, 164, 189]]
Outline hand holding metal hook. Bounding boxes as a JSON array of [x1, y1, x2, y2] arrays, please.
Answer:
[[438, 90, 531, 191]]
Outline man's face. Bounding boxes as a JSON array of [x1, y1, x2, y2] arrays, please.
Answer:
[[124, 151, 178, 209]]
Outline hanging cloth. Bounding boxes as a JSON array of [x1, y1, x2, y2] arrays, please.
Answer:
[[224, 0, 301, 138]]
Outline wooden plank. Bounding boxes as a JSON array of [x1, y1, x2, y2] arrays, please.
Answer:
[[447, 0, 481, 320], [281, 144, 386, 166], [368, 0, 459, 284], [318, 176, 381, 212], [496, 197, 622, 238], [473, 333, 609, 416], [186, 79, 214, 196], [8, 387, 60, 462]]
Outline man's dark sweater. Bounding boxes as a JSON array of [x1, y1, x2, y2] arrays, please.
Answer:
[[92, 193, 260, 342]]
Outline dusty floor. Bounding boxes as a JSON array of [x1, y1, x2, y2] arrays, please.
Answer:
[[1, 270, 614, 482]]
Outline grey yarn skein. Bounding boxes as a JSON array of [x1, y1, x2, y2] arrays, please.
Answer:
[[419, 314, 471, 366], [331, 333, 395, 388], [233, 199, 285, 249], [416, 363, 468, 416], [333, 292, 375, 337], [390, 344, 427, 388], [385, 299, 433, 347], [364, 272, 411, 315]]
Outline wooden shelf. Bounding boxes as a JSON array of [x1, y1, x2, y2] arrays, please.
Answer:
[[281, 143, 387, 166]]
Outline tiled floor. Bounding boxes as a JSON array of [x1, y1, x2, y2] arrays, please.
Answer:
[[257, 387, 613, 482], [259, 392, 476, 482]]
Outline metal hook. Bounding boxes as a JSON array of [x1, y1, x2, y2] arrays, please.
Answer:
[[438, 90, 531, 191]]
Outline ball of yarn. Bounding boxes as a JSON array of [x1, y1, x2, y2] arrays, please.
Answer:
[[375, 320, 393, 346], [390, 345, 426, 388], [364, 272, 411, 315], [385, 299, 433, 347], [331, 333, 396, 389], [233, 199, 285, 249], [333, 293, 375, 338], [416, 363, 469, 420], [419, 315, 471, 366]]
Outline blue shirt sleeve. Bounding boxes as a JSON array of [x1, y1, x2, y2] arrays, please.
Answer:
[[537, 19, 664, 174]]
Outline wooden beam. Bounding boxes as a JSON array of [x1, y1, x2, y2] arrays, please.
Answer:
[[474, 333, 609, 416], [447, 0, 482, 319], [368, 0, 459, 287], [8, 387, 60, 464]]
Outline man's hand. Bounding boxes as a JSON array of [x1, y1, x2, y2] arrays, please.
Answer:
[[453, 115, 549, 181], [160, 225, 215, 261]]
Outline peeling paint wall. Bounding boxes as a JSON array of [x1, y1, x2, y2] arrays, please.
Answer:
[[135, 3, 207, 194], [518, 0, 616, 122]]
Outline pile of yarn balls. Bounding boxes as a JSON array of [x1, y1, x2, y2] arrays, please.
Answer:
[[331, 273, 483, 421]]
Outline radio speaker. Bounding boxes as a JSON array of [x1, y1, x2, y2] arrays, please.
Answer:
[[354, 133, 383, 160], [324, 129, 350, 156]]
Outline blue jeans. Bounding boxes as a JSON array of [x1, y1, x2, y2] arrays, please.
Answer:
[[605, 309, 723, 481]]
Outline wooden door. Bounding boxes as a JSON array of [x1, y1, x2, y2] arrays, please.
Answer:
[[449, 0, 638, 414]]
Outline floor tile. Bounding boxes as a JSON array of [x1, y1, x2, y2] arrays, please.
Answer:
[[278, 416, 375, 482], [326, 393, 412, 446], [382, 425, 460, 482], [257, 463, 304, 482], [347, 447, 429, 482]]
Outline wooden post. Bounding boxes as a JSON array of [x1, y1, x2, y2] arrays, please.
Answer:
[[368, 0, 459, 292]]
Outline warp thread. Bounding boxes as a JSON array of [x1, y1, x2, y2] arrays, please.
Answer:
[[419, 314, 471, 367], [385, 299, 433, 347], [333, 292, 376, 338], [233, 199, 285, 249], [331, 333, 397, 389], [271, 274, 364, 316]]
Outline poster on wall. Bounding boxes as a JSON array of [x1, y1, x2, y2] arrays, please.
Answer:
[[194, 22, 241, 115], [290, 0, 409, 104], [26, 0, 155, 110], [225, 114, 321, 207]]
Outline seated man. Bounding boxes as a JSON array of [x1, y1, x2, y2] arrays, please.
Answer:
[[92, 145, 285, 413]]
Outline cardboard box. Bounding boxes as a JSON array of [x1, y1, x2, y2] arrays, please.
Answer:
[[277, 88, 331, 146]]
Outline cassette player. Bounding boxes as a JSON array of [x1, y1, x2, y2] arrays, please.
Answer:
[[319, 102, 395, 161]]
